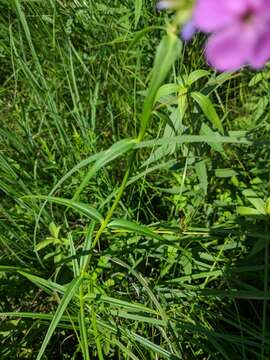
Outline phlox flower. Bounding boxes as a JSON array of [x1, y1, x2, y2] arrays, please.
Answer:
[[193, 0, 270, 71]]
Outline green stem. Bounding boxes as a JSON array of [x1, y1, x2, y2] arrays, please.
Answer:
[[91, 32, 181, 250], [92, 151, 135, 250], [79, 284, 91, 360]]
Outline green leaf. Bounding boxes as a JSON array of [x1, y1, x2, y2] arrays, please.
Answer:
[[73, 139, 136, 200], [0, 265, 22, 272], [80, 222, 96, 273], [111, 310, 165, 326], [136, 134, 250, 149], [215, 169, 238, 178], [68, 233, 80, 278], [138, 33, 182, 140], [191, 91, 224, 133], [0, 312, 77, 323], [36, 277, 82, 360], [187, 70, 209, 86], [18, 271, 65, 294], [134, 0, 143, 28], [108, 219, 164, 241], [128, 26, 165, 50], [195, 160, 208, 195], [167, 270, 223, 284], [237, 206, 263, 217], [36, 238, 55, 251], [129, 332, 175, 359], [154, 83, 179, 103], [85, 293, 157, 315], [141, 104, 186, 168], [242, 189, 266, 215], [249, 71, 270, 86], [24, 195, 103, 222], [200, 123, 226, 156]]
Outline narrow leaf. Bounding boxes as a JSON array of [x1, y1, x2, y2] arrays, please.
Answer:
[[195, 160, 208, 195], [191, 91, 224, 133], [108, 219, 164, 241], [36, 277, 82, 360], [24, 195, 103, 222], [73, 139, 136, 200], [134, 0, 143, 28]]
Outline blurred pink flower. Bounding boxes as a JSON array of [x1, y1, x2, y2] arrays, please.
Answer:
[[194, 0, 270, 71]]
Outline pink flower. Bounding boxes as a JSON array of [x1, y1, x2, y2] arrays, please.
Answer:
[[194, 0, 270, 71]]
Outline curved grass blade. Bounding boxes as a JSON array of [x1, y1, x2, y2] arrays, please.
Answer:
[[0, 312, 77, 323], [134, 0, 142, 28], [73, 138, 136, 201], [128, 331, 178, 359], [18, 271, 65, 294], [84, 294, 157, 315], [108, 219, 164, 241], [136, 134, 251, 149], [68, 233, 80, 278], [24, 195, 103, 223], [32, 150, 106, 263], [36, 276, 82, 360]]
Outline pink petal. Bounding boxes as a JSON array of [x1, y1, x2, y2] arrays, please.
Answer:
[[226, 0, 250, 13], [247, 0, 270, 11], [194, 0, 248, 32], [249, 28, 270, 68], [205, 25, 253, 71]]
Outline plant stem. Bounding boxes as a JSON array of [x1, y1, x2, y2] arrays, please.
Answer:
[[91, 151, 136, 250], [91, 32, 181, 250], [79, 284, 91, 360]]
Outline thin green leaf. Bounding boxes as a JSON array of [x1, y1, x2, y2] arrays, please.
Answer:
[[80, 222, 96, 273], [68, 233, 80, 278], [215, 169, 238, 178], [129, 332, 176, 359], [136, 134, 250, 149], [73, 139, 136, 200], [134, 0, 143, 28], [0, 312, 77, 323], [108, 218, 164, 241], [24, 195, 103, 222], [85, 293, 157, 315], [195, 160, 208, 195], [18, 271, 65, 294], [36, 277, 82, 360], [138, 33, 182, 139], [191, 91, 224, 133]]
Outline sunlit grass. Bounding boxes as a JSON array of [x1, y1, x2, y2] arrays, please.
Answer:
[[1, 1, 270, 359]]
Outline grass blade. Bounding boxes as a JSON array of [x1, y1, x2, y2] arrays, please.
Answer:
[[24, 195, 103, 222], [36, 276, 82, 360]]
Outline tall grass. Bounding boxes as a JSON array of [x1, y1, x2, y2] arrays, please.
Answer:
[[1, 1, 270, 359]]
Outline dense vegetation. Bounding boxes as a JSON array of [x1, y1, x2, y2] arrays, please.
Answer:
[[1, 1, 270, 359]]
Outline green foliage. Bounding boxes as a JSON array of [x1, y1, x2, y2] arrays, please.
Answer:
[[1, 1, 270, 359]]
